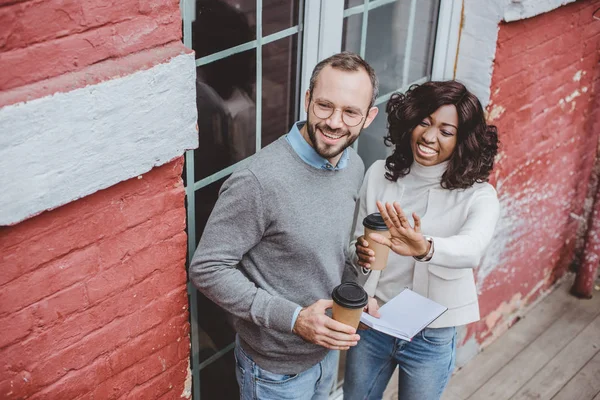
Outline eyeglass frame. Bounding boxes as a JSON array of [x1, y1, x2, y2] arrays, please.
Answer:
[[309, 96, 367, 127]]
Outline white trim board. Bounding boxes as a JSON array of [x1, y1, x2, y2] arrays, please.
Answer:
[[0, 53, 198, 225], [456, 0, 577, 107]]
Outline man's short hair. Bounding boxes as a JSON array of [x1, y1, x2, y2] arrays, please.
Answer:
[[308, 51, 379, 108]]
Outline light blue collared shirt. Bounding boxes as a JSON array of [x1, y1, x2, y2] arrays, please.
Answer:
[[286, 121, 350, 330], [286, 121, 350, 171]]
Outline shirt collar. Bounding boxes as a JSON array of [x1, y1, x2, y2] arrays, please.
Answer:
[[286, 121, 349, 170]]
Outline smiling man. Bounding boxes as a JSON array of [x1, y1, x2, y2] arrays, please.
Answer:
[[190, 52, 378, 400]]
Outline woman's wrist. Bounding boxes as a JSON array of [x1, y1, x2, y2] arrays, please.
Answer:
[[413, 236, 434, 262]]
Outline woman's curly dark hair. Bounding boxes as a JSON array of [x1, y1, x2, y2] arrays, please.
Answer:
[[384, 80, 499, 190]]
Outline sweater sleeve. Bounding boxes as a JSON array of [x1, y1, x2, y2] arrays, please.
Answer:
[[429, 186, 500, 269], [189, 169, 300, 333]]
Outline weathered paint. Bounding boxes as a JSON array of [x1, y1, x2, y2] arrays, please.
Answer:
[[0, 52, 198, 226], [457, 0, 578, 107], [504, 0, 578, 22], [0, 158, 191, 399], [457, 0, 600, 365]]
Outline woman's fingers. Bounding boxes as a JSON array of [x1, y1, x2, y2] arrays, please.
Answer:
[[368, 232, 391, 248], [375, 201, 391, 228], [384, 202, 403, 230], [392, 202, 411, 229], [413, 212, 421, 233]]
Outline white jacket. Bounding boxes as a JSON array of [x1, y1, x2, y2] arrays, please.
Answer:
[[349, 160, 500, 328]]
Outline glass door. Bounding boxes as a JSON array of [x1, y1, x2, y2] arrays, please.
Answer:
[[181, 0, 458, 398], [182, 1, 303, 399]]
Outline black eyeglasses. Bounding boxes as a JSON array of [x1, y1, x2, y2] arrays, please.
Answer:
[[311, 100, 366, 127]]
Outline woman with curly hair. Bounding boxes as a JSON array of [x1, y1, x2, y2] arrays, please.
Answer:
[[343, 80, 500, 400]]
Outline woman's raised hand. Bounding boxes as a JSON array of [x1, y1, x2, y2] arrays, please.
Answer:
[[369, 201, 430, 257]]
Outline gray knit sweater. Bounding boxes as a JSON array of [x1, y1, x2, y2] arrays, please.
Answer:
[[189, 135, 364, 374]]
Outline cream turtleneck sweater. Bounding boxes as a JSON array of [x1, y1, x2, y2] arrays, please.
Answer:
[[349, 159, 500, 327], [372, 161, 448, 303]]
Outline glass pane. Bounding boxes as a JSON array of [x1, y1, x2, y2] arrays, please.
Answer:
[[194, 49, 257, 181], [364, 2, 410, 94], [193, 176, 227, 247], [407, 0, 439, 83], [192, 0, 256, 57], [261, 35, 300, 148], [342, 14, 362, 55], [199, 342, 238, 399], [345, 0, 364, 8], [357, 102, 390, 170], [363, 0, 440, 94], [263, 0, 301, 37]]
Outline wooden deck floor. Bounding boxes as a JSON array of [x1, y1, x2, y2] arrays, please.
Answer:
[[442, 274, 600, 400]]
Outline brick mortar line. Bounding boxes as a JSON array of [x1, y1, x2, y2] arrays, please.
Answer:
[[0, 41, 189, 107], [1, 8, 180, 55], [26, 310, 190, 398], [1, 20, 182, 91], [0, 181, 184, 252], [1, 15, 134, 53], [492, 59, 592, 97], [1, 0, 181, 54], [0, 0, 32, 8], [0, 230, 187, 322], [497, 138, 592, 186], [122, 357, 189, 399], [0, 188, 184, 281], [5, 285, 189, 391]]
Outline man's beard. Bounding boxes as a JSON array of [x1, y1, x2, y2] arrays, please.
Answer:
[[306, 117, 361, 160]]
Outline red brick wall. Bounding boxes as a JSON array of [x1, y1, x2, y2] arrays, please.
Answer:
[[468, 0, 600, 345], [0, 0, 186, 107], [0, 158, 190, 399]]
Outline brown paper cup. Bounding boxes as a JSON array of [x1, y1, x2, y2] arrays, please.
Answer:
[[332, 302, 364, 329], [331, 282, 369, 329], [364, 227, 391, 271]]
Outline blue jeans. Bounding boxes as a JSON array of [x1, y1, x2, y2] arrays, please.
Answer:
[[343, 327, 456, 400], [234, 341, 339, 400]]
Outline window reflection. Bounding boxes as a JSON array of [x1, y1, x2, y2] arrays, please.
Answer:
[[342, 0, 440, 170], [261, 35, 299, 148], [193, 0, 257, 181]]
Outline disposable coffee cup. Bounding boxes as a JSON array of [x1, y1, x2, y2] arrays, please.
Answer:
[[362, 213, 391, 270], [331, 282, 368, 329]]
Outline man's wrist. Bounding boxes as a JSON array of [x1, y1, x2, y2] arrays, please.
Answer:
[[291, 306, 303, 332]]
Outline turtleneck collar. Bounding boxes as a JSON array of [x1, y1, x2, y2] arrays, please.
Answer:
[[410, 160, 449, 183]]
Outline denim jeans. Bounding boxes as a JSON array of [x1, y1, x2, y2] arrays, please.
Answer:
[[343, 327, 456, 400], [234, 340, 339, 400]]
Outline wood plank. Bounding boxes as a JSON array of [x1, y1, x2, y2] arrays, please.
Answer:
[[444, 277, 577, 399], [468, 288, 600, 400], [441, 388, 462, 400], [511, 313, 600, 400], [383, 368, 398, 400], [553, 350, 600, 400]]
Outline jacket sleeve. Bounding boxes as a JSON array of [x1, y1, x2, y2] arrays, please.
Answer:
[[429, 186, 500, 269], [346, 163, 376, 285], [188, 169, 300, 333]]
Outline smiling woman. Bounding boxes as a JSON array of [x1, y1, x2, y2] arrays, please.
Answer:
[[344, 80, 500, 400], [410, 104, 458, 167], [384, 80, 498, 190]]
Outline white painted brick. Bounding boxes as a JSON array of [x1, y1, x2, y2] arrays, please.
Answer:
[[0, 53, 198, 225], [504, 0, 577, 22]]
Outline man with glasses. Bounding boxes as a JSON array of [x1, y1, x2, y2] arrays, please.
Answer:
[[190, 51, 379, 399]]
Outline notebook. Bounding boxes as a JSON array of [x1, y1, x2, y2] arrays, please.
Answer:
[[360, 289, 447, 341]]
